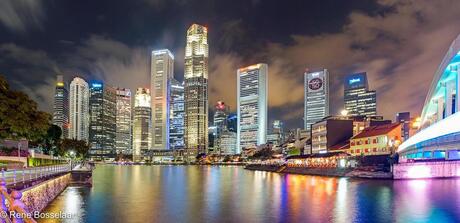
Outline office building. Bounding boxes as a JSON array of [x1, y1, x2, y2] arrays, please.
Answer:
[[237, 63, 268, 152], [170, 79, 184, 149], [133, 88, 151, 161], [227, 113, 237, 132], [52, 75, 69, 138], [116, 88, 132, 155], [304, 69, 329, 130], [344, 72, 377, 116], [89, 82, 117, 159], [220, 130, 237, 155], [396, 112, 411, 142], [184, 24, 209, 153], [151, 49, 174, 150], [69, 77, 89, 141]]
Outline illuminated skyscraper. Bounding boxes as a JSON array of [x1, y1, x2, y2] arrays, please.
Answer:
[[344, 72, 377, 116], [214, 101, 229, 138], [184, 24, 209, 153], [133, 88, 151, 160], [237, 64, 268, 152], [170, 79, 184, 149], [69, 77, 89, 141], [304, 69, 329, 130], [151, 49, 174, 150], [89, 82, 117, 160], [52, 75, 69, 138], [116, 88, 132, 155]]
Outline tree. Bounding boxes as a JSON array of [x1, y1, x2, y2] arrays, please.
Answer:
[[0, 75, 51, 142], [42, 124, 63, 155], [60, 139, 90, 159]]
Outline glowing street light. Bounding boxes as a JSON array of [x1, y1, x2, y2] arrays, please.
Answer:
[[340, 109, 349, 117]]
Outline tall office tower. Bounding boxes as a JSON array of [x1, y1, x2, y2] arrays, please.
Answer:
[[170, 79, 185, 149], [133, 88, 151, 160], [52, 75, 69, 138], [304, 69, 329, 130], [213, 101, 229, 138], [69, 77, 89, 141], [396, 112, 411, 142], [116, 88, 132, 155], [272, 120, 285, 142], [344, 72, 377, 116], [88, 82, 117, 160], [237, 64, 268, 152], [151, 49, 174, 150], [184, 24, 209, 153], [227, 113, 237, 132]]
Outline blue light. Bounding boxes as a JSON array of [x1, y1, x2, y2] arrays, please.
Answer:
[[92, 83, 102, 88], [349, 78, 361, 84]]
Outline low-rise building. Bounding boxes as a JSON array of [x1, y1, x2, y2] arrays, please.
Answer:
[[310, 117, 353, 154], [349, 123, 401, 156]]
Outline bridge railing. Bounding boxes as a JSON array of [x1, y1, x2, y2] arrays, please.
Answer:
[[0, 164, 71, 187]]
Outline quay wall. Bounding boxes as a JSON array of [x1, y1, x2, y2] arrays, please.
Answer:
[[20, 173, 71, 213], [394, 160, 460, 179]]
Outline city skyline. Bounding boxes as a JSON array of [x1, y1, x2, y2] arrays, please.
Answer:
[[3, 1, 460, 130]]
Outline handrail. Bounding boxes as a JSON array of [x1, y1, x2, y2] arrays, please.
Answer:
[[0, 181, 37, 223]]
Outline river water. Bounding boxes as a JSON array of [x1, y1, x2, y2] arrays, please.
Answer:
[[38, 165, 460, 223]]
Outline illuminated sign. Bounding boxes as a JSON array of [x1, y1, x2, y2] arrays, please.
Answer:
[[349, 78, 361, 84], [92, 83, 102, 88]]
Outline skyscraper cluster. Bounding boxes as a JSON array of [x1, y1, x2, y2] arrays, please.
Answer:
[[51, 23, 382, 161]]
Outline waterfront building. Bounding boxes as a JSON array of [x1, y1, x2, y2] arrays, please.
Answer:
[[69, 77, 89, 141], [237, 63, 268, 153], [304, 69, 329, 130], [115, 88, 132, 155], [344, 72, 377, 116], [133, 88, 151, 161], [170, 79, 184, 149], [52, 75, 69, 138], [220, 130, 237, 155], [349, 123, 401, 156], [399, 34, 460, 162], [89, 82, 117, 160], [184, 24, 209, 153], [396, 112, 411, 142], [151, 49, 174, 150], [310, 117, 353, 154]]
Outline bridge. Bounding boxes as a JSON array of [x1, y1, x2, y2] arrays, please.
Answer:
[[0, 163, 93, 223]]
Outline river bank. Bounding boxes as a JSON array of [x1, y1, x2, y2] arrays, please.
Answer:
[[244, 164, 393, 179]]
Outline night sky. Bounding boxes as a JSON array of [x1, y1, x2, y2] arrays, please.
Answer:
[[1, 0, 460, 129]]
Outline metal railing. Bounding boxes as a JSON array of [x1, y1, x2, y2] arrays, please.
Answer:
[[0, 164, 72, 223], [1, 164, 71, 187]]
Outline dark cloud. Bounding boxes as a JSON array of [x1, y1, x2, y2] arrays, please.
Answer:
[[0, 0, 45, 32]]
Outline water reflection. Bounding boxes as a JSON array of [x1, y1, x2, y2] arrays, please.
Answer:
[[39, 166, 460, 223]]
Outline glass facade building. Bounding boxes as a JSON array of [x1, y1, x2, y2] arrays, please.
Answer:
[[304, 69, 329, 130], [116, 88, 132, 155], [184, 24, 209, 153], [89, 82, 117, 160], [170, 79, 185, 149], [69, 77, 89, 142], [133, 88, 152, 161], [151, 49, 174, 150], [237, 64, 268, 152], [344, 72, 377, 117], [52, 75, 69, 138]]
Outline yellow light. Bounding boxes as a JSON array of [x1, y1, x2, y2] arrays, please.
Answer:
[[56, 82, 64, 87]]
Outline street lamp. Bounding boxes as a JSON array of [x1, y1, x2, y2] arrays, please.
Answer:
[[340, 109, 349, 117]]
